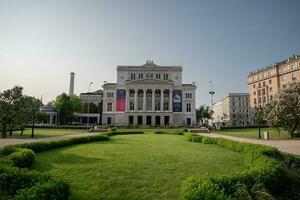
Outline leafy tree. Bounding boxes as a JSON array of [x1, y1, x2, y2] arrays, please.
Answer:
[[54, 93, 83, 125], [265, 82, 300, 138], [196, 105, 213, 125]]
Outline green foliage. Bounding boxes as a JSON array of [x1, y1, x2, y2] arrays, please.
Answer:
[[196, 105, 213, 125], [106, 131, 144, 136], [8, 148, 35, 168], [53, 93, 83, 125], [182, 133, 285, 200], [1, 135, 109, 155], [0, 164, 69, 199], [154, 131, 183, 135], [35, 112, 48, 124]]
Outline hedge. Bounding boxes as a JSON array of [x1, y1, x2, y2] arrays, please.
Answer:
[[0, 164, 69, 200], [181, 133, 285, 199], [154, 131, 183, 135], [106, 131, 144, 136], [1, 134, 109, 155], [8, 149, 35, 168]]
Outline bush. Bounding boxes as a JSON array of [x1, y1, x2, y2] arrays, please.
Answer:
[[106, 131, 144, 136], [0, 164, 69, 199], [1, 135, 109, 155], [8, 148, 35, 168], [181, 133, 285, 199], [154, 131, 183, 135]]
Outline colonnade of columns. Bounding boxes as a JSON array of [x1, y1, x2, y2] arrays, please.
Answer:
[[125, 89, 173, 112]]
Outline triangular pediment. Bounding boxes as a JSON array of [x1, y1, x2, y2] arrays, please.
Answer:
[[126, 78, 173, 85]]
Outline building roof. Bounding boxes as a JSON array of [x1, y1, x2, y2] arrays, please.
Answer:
[[40, 105, 58, 113], [80, 89, 103, 95], [117, 60, 182, 72], [248, 54, 300, 76]]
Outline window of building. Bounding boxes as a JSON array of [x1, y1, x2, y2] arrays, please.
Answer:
[[232, 109, 235, 112], [263, 81, 265, 86], [107, 92, 114, 98], [259, 83, 261, 88], [262, 89, 265, 95], [270, 95, 273, 100], [254, 98, 257, 104], [268, 72, 271, 76], [258, 97, 261, 103], [233, 114, 235, 119], [263, 96, 266, 103], [280, 67, 285, 73], [290, 64, 296, 70], [146, 73, 153, 78], [107, 102, 112, 112], [138, 73, 144, 79], [253, 91, 256, 95], [163, 74, 169, 80], [156, 74, 161, 79], [129, 101, 134, 111], [155, 101, 160, 111], [186, 103, 191, 112], [269, 79, 272, 84], [185, 93, 192, 98], [164, 102, 169, 111], [292, 73, 297, 80], [257, 90, 261, 96], [281, 75, 286, 81], [253, 84, 255, 88], [270, 87, 272, 92], [130, 73, 136, 80], [282, 84, 287, 89]]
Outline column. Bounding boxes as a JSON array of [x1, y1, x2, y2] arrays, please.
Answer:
[[125, 89, 129, 112], [134, 89, 138, 112], [169, 89, 173, 112], [49, 114, 53, 125], [152, 89, 155, 111], [143, 89, 146, 111], [160, 90, 164, 111]]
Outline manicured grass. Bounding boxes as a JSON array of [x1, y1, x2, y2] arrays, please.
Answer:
[[212, 127, 294, 139], [9, 128, 87, 138], [33, 134, 244, 200]]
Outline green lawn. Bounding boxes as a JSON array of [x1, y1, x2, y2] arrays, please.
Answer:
[[9, 128, 87, 138], [33, 134, 244, 200], [212, 127, 295, 139]]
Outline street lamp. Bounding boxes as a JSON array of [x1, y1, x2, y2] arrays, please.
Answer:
[[255, 105, 262, 139], [87, 82, 93, 130]]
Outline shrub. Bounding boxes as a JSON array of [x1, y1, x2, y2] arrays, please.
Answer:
[[181, 133, 285, 199], [154, 131, 183, 135], [106, 131, 144, 136], [0, 164, 69, 199], [1, 135, 109, 155], [8, 148, 35, 168]]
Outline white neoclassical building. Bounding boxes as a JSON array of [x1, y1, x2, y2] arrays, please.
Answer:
[[102, 60, 196, 126]]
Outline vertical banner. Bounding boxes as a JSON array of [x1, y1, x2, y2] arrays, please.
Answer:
[[116, 89, 126, 112], [173, 90, 182, 112]]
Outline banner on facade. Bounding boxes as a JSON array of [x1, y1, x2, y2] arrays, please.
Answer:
[[116, 89, 126, 112], [173, 90, 182, 112]]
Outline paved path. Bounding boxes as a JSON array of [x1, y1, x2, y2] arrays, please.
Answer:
[[0, 132, 102, 148], [198, 133, 300, 155]]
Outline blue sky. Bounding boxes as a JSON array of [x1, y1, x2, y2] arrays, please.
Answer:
[[0, 0, 299, 106]]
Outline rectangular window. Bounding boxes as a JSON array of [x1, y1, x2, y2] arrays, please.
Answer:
[[138, 73, 143, 79], [269, 79, 272, 84], [270, 87, 272, 92], [107, 92, 114, 98], [186, 103, 191, 112], [253, 84, 255, 88], [290, 64, 296, 70], [130, 73, 136, 80], [163, 74, 169, 80], [130, 101, 134, 111], [164, 102, 169, 111], [107, 102, 112, 112], [292, 73, 297, 80], [185, 93, 192, 98], [155, 101, 160, 111], [281, 75, 286, 81], [156, 74, 161, 79]]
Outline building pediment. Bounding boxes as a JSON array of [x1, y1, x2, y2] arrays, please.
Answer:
[[126, 78, 173, 85]]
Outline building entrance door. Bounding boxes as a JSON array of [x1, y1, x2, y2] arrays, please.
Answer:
[[155, 116, 160, 126], [164, 116, 169, 126], [146, 116, 151, 125], [186, 118, 191, 126], [138, 116, 143, 125]]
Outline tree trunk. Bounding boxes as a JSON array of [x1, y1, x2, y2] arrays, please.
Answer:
[[20, 126, 24, 136], [2, 123, 7, 138], [9, 122, 13, 136]]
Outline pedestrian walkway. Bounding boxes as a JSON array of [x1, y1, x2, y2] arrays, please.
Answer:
[[0, 132, 101, 148], [198, 133, 300, 156]]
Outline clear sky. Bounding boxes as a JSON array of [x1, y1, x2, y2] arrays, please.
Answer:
[[0, 0, 299, 107]]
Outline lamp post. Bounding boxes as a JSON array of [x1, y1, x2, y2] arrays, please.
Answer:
[[256, 105, 262, 139], [87, 82, 93, 130]]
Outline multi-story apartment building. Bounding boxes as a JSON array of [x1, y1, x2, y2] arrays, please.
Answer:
[[248, 55, 300, 108], [102, 60, 196, 126], [212, 93, 255, 127]]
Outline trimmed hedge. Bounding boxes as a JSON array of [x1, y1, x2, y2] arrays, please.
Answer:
[[154, 131, 183, 135], [1, 134, 109, 155], [181, 133, 285, 199], [8, 149, 35, 168], [0, 164, 69, 199]]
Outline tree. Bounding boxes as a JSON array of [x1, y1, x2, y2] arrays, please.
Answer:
[[0, 86, 26, 137], [54, 93, 83, 125], [196, 105, 213, 126], [265, 82, 300, 138]]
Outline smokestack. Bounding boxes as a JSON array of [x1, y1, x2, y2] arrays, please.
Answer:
[[69, 72, 75, 95]]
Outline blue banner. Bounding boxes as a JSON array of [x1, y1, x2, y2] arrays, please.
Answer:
[[173, 90, 182, 112], [116, 89, 126, 112]]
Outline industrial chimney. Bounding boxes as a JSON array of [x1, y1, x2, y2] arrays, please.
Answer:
[[69, 72, 75, 95]]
